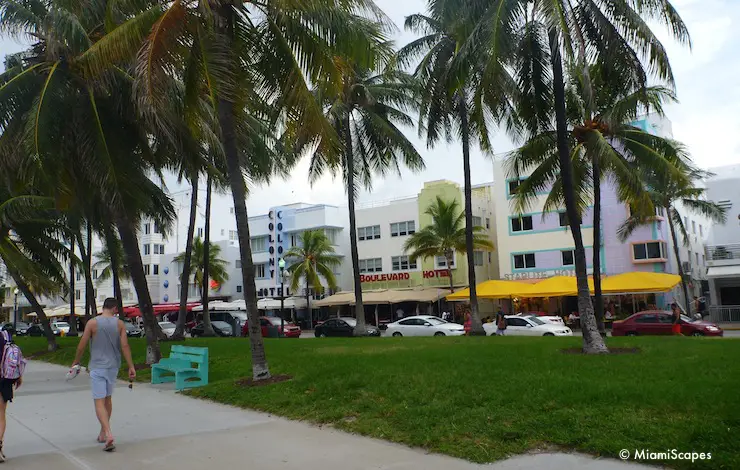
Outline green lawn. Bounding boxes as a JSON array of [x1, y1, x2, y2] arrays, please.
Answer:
[[18, 336, 740, 469]]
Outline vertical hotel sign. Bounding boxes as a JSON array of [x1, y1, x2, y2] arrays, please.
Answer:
[[267, 208, 286, 296]]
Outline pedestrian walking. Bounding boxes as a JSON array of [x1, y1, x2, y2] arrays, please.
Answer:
[[495, 308, 507, 336], [464, 312, 471, 335], [671, 303, 683, 336], [71, 298, 136, 452], [0, 329, 25, 462]]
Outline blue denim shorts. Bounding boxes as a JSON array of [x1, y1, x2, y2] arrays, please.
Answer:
[[90, 368, 118, 399]]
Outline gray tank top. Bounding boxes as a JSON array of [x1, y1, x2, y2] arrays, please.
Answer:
[[89, 316, 121, 370]]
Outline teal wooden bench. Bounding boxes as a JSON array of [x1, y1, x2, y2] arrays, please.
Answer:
[[151, 346, 209, 390]]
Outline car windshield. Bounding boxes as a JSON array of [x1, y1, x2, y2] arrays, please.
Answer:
[[55, 322, 69, 327], [267, 317, 286, 326], [426, 318, 446, 325], [159, 322, 175, 329], [341, 318, 357, 327], [229, 312, 248, 322], [680, 314, 694, 323], [527, 317, 546, 325], [212, 321, 231, 329]]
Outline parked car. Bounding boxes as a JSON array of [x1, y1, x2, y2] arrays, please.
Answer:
[[124, 322, 143, 337], [27, 323, 61, 337], [522, 314, 565, 326], [191, 321, 233, 337], [314, 317, 380, 337], [2, 321, 30, 336], [611, 311, 723, 337], [52, 322, 71, 335], [241, 316, 301, 338], [385, 315, 465, 337], [208, 310, 248, 337], [483, 315, 572, 336], [158, 321, 176, 338]]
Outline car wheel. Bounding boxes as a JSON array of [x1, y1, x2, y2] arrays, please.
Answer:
[[543, 332, 555, 337], [392, 332, 403, 337], [626, 331, 638, 336], [319, 332, 327, 338], [691, 331, 704, 337], [434, 332, 446, 337]]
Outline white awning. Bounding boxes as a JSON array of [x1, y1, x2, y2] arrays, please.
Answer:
[[706, 265, 740, 279]]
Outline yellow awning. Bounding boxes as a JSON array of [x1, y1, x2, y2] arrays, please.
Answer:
[[447, 280, 536, 300], [527, 276, 594, 297], [600, 272, 680, 294]]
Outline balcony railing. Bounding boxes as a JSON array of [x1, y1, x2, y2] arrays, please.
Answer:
[[706, 244, 740, 261], [709, 305, 740, 323]]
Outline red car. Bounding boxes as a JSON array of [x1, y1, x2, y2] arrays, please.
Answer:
[[612, 310, 723, 337], [241, 316, 301, 338]]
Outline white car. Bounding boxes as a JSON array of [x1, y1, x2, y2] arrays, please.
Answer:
[[52, 322, 71, 334], [484, 315, 572, 336], [524, 314, 565, 326], [158, 321, 176, 338], [385, 315, 465, 337]]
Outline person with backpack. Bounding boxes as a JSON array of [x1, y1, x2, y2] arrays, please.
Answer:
[[495, 308, 507, 336], [71, 298, 136, 452], [0, 329, 26, 463]]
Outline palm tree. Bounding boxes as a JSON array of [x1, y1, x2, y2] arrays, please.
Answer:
[[93, 230, 131, 318], [398, 3, 511, 336], [174, 235, 228, 336], [619, 166, 727, 312], [284, 229, 342, 329], [452, 0, 691, 352], [173, 175, 199, 340], [0, 0, 176, 363], [508, 64, 686, 335], [404, 197, 493, 293]]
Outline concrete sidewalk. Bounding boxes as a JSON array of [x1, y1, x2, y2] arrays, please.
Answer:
[[5, 361, 654, 470]]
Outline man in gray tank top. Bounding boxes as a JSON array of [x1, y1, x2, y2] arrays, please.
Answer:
[[72, 298, 136, 452]]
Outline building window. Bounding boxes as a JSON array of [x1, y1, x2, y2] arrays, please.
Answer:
[[359, 258, 383, 273], [702, 254, 705, 265], [229, 230, 238, 242], [75, 290, 81, 300], [561, 250, 575, 266], [632, 241, 667, 261], [144, 223, 150, 235], [473, 251, 484, 266], [144, 244, 150, 255], [358, 225, 381, 241], [153, 264, 159, 275], [236, 285, 242, 293], [511, 215, 533, 232], [391, 255, 417, 271], [153, 222, 160, 234], [486, 218, 490, 229], [692, 220, 696, 234], [161, 244, 166, 254], [221, 229, 225, 236], [92, 269, 98, 280], [488, 252, 492, 262], [390, 221, 415, 237], [255, 264, 266, 278], [251, 237, 267, 252], [76, 272, 81, 281], [508, 179, 523, 195], [472, 216, 482, 227], [514, 253, 536, 269], [695, 252, 699, 264], [435, 256, 455, 269], [559, 211, 568, 227], [683, 216, 688, 227], [197, 227, 204, 238], [323, 229, 338, 245], [699, 224, 703, 237], [144, 264, 151, 275], [230, 207, 235, 215], [236, 260, 242, 269]]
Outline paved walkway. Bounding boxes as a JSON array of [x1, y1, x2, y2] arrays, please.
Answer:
[[6, 361, 656, 470]]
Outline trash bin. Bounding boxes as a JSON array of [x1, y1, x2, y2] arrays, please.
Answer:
[[266, 325, 280, 338]]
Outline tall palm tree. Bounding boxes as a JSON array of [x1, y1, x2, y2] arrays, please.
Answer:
[[174, 235, 228, 336], [309, 51, 424, 336], [0, 0, 175, 363], [404, 197, 493, 293], [399, 3, 511, 336], [508, 64, 686, 335], [173, 174, 199, 340], [619, 166, 727, 312], [284, 229, 341, 329], [93, 230, 131, 318], [455, 0, 691, 352]]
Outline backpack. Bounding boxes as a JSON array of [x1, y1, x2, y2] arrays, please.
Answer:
[[1, 330, 26, 380]]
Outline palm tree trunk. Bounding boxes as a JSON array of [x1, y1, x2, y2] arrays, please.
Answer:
[[667, 206, 691, 311], [591, 157, 606, 336], [76, 228, 97, 322], [549, 28, 607, 353], [201, 173, 215, 337], [69, 255, 78, 336], [8, 268, 56, 351], [215, 4, 270, 380], [306, 276, 312, 330], [174, 174, 199, 340], [458, 91, 484, 336], [104, 226, 124, 319], [115, 210, 163, 363], [446, 253, 455, 293], [344, 114, 366, 336]]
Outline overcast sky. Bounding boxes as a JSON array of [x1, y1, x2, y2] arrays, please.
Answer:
[[1, 0, 737, 215]]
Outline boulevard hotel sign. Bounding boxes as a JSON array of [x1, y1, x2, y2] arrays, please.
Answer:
[[360, 270, 451, 283]]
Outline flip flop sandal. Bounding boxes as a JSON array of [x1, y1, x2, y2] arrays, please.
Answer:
[[103, 440, 116, 452]]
